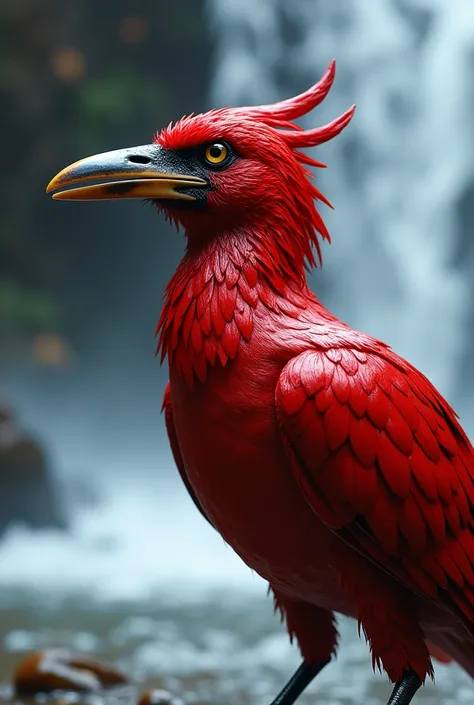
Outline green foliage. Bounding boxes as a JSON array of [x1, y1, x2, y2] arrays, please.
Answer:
[[0, 0, 210, 350], [75, 69, 173, 147], [0, 278, 60, 332]]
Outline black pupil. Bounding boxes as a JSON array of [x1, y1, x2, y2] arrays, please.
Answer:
[[210, 145, 223, 159]]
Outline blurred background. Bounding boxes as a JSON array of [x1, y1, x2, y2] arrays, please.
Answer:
[[1, 1, 474, 704]]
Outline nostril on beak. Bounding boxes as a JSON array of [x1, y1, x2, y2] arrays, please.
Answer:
[[127, 154, 152, 165]]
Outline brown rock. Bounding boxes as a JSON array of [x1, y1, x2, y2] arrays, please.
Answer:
[[0, 402, 14, 425], [138, 690, 185, 705], [0, 405, 66, 532], [13, 649, 128, 694]]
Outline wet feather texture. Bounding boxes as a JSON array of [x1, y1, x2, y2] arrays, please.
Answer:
[[151, 62, 474, 687], [277, 347, 474, 616]]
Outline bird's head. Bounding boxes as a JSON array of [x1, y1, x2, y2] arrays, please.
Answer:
[[47, 61, 354, 268]]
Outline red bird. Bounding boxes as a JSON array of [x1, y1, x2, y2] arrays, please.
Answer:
[[47, 61, 474, 705]]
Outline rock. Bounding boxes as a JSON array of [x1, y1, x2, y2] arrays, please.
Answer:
[[13, 649, 128, 694], [0, 403, 13, 424], [138, 690, 185, 705], [0, 403, 67, 533]]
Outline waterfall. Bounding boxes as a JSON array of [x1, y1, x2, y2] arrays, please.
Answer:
[[208, 0, 474, 421], [2, 1, 474, 606]]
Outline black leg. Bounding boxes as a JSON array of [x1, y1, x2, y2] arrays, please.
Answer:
[[387, 670, 422, 705], [269, 659, 329, 705]]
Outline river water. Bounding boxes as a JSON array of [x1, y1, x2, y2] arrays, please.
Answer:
[[0, 488, 472, 704]]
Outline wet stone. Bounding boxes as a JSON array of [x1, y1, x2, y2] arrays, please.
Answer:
[[0, 404, 66, 533], [138, 691, 185, 705], [13, 650, 128, 695]]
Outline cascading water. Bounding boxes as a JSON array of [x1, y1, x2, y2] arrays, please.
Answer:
[[208, 0, 474, 421], [3, 2, 472, 598]]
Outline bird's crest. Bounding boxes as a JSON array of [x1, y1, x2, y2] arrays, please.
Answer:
[[158, 60, 354, 171], [155, 62, 355, 382], [156, 61, 355, 269], [230, 60, 355, 149]]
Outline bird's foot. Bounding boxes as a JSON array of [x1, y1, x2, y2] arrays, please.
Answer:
[[269, 659, 329, 705], [387, 670, 422, 705]]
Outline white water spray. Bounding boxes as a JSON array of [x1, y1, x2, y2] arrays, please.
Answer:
[[2, 1, 474, 604], [208, 0, 474, 411]]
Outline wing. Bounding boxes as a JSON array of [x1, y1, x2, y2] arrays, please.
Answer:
[[275, 347, 474, 622], [162, 382, 214, 527]]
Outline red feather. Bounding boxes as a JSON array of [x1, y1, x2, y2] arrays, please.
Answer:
[[56, 58, 474, 688], [141, 63, 474, 687], [377, 432, 411, 499], [350, 416, 377, 468], [234, 305, 253, 342], [276, 345, 474, 641]]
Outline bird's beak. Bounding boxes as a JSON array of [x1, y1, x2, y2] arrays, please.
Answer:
[[46, 144, 207, 201]]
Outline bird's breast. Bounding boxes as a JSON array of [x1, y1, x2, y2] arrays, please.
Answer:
[[168, 335, 350, 603], [169, 342, 287, 540]]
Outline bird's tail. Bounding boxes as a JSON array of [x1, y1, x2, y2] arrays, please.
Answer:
[[426, 641, 452, 665], [428, 633, 474, 679]]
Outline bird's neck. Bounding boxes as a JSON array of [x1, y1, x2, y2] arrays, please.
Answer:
[[156, 226, 320, 387]]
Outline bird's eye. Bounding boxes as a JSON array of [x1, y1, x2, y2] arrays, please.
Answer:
[[204, 143, 229, 166]]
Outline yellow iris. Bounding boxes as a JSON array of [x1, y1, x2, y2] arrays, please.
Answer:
[[204, 143, 229, 165]]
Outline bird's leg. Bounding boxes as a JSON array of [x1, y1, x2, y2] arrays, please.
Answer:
[[269, 659, 329, 705], [268, 591, 336, 705], [387, 670, 422, 705]]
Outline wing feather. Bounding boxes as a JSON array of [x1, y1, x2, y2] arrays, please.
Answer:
[[276, 347, 474, 622]]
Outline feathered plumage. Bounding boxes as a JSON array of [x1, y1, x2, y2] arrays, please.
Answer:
[[48, 60, 474, 705]]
